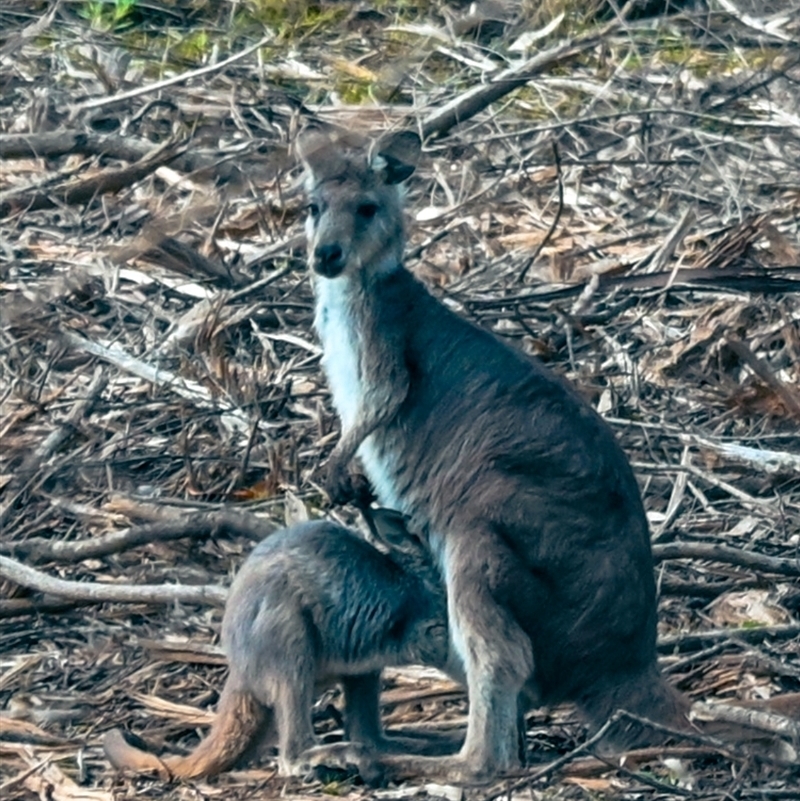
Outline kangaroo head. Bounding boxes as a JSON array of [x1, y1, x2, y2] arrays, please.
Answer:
[[296, 127, 421, 280]]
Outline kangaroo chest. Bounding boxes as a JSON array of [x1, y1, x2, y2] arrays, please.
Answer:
[[314, 278, 405, 512], [314, 278, 362, 431]]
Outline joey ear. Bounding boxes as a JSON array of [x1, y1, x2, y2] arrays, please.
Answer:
[[372, 130, 421, 184]]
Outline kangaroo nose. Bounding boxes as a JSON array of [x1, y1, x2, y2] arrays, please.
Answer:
[[313, 243, 345, 277]]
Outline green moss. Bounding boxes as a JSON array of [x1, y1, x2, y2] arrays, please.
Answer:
[[239, 0, 346, 42], [170, 30, 212, 62], [79, 0, 136, 32]]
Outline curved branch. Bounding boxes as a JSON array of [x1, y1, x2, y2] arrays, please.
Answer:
[[0, 555, 226, 607], [653, 542, 800, 577], [2, 509, 274, 564]]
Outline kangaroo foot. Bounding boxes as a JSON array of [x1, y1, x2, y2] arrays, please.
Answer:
[[293, 742, 384, 786], [376, 729, 464, 756], [374, 753, 502, 785]]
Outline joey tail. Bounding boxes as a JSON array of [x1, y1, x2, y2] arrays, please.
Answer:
[[104, 684, 268, 780]]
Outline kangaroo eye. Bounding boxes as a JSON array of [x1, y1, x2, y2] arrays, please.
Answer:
[[357, 203, 378, 220], [307, 203, 320, 219]]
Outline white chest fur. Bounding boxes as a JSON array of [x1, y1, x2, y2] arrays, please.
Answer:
[[314, 276, 403, 511], [314, 277, 361, 431]]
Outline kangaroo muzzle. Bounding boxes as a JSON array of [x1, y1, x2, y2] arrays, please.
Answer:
[[314, 242, 346, 278]]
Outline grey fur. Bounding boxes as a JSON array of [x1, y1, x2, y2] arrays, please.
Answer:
[[298, 127, 691, 784], [104, 517, 454, 779]]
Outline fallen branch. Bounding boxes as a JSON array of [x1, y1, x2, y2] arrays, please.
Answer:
[[0, 597, 93, 620], [0, 554, 227, 607], [1, 509, 273, 563], [61, 331, 254, 437], [659, 577, 758, 599], [72, 36, 272, 113], [657, 623, 800, 654], [0, 131, 155, 163], [691, 701, 800, 741], [0, 140, 187, 219], [653, 542, 800, 577], [420, 25, 617, 139], [681, 435, 800, 476], [466, 266, 800, 308]]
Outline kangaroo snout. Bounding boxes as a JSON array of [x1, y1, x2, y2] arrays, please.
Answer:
[[314, 242, 346, 277]]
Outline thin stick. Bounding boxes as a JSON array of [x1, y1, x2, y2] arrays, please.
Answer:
[[72, 37, 272, 113], [0, 554, 227, 606], [652, 541, 800, 577], [1, 509, 273, 564], [518, 142, 564, 284]]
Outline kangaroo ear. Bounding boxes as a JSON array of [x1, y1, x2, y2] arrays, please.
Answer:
[[295, 127, 333, 175], [368, 506, 414, 547], [372, 130, 421, 184]]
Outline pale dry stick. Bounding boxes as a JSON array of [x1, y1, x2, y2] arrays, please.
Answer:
[[647, 207, 696, 277], [657, 623, 800, 654], [652, 542, 800, 578], [651, 446, 690, 542], [61, 331, 253, 436], [686, 461, 769, 507], [662, 641, 733, 675], [0, 140, 188, 218], [613, 423, 800, 477], [0, 1, 61, 59], [732, 640, 800, 682], [72, 37, 272, 113], [691, 702, 800, 741], [0, 554, 227, 606], [420, 25, 620, 139], [680, 435, 800, 476], [715, 0, 793, 43]]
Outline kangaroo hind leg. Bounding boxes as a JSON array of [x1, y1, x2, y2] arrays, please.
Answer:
[[376, 531, 534, 784]]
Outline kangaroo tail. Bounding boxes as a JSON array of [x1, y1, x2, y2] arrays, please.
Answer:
[[104, 683, 269, 780], [580, 666, 692, 749]]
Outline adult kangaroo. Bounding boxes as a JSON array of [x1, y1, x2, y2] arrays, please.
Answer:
[[298, 127, 690, 783]]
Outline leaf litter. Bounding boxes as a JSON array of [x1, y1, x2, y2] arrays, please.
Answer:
[[1, 1, 800, 799]]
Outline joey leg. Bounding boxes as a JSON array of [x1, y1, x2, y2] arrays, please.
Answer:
[[342, 672, 383, 746], [274, 673, 318, 776], [342, 672, 461, 757]]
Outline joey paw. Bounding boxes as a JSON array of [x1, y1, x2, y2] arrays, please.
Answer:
[[349, 472, 376, 507]]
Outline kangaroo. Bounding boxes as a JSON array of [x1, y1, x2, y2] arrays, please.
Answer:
[[297, 127, 693, 783], [104, 512, 457, 781]]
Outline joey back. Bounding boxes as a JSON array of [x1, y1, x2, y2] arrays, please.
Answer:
[[104, 516, 455, 781]]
